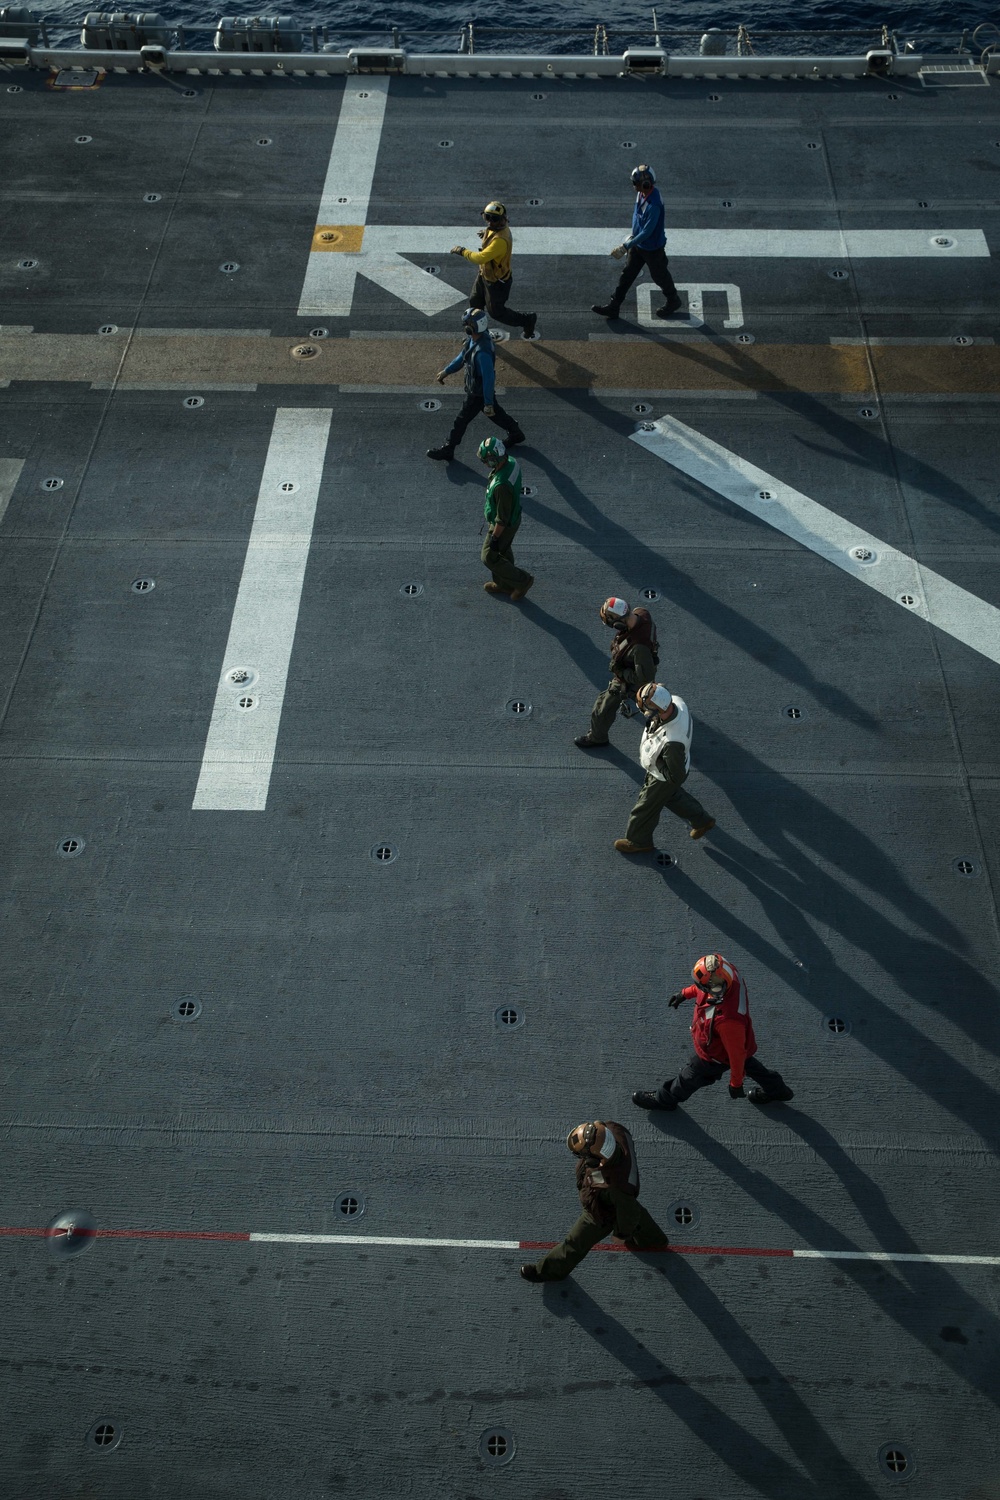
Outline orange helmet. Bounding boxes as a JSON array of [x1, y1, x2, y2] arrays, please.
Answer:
[[567, 1121, 610, 1159], [692, 953, 734, 995]]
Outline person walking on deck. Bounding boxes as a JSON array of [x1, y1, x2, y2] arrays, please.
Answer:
[[427, 306, 524, 462], [592, 163, 683, 321], [451, 200, 538, 339], [575, 596, 659, 749], [614, 682, 715, 855], [478, 435, 533, 601]]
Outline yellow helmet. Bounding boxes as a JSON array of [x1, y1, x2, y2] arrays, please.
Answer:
[[482, 200, 507, 222]]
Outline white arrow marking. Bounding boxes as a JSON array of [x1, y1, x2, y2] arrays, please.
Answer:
[[0, 458, 24, 527], [631, 415, 1000, 670]]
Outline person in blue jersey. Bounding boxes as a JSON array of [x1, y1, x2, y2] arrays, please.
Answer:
[[592, 163, 684, 321], [427, 305, 525, 462]]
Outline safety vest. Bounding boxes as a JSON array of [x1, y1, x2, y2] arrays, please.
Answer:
[[689, 970, 757, 1065], [483, 456, 522, 526], [479, 224, 513, 281], [639, 696, 691, 781]]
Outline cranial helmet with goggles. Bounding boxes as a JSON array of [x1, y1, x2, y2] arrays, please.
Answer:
[[462, 306, 489, 337], [599, 596, 631, 629], [692, 953, 735, 997], [631, 163, 656, 190], [635, 682, 674, 718], [566, 1121, 618, 1163]]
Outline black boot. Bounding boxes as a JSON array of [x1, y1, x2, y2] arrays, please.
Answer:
[[654, 296, 684, 318], [519, 1264, 543, 1282], [522, 314, 537, 340], [592, 303, 621, 318], [427, 445, 455, 461], [574, 734, 609, 749], [505, 427, 525, 446], [632, 1090, 677, 1112], [747, 1083, 794, 1105]]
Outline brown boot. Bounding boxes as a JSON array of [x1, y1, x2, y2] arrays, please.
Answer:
[[510, 575, 534, 602], [614, 838, 654, 855], [689, 819, 716, 840], [483, 581, 510, 596]]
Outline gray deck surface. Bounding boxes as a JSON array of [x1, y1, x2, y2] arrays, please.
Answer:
[[1, 66, 999, 1499]]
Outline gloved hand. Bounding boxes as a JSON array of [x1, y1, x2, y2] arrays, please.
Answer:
[[489, 529, 505, 549], [435, 371, 447, 384], [729, 1083, 745, 1100], [667, 992, 686, 1008], [610, 243, 628, 260], [450, 245, 466, 256], [484, 404, 495, 417]]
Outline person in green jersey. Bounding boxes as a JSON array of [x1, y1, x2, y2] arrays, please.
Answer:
[[478, 435, 534, 601]]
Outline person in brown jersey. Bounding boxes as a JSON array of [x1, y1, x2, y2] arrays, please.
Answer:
[[575, 596, 659, 749], [519, 1120, 669, 1282]]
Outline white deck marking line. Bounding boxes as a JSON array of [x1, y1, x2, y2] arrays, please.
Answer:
[[0, 458, 25, 526], [631, 415, 1000, 671], [792, 1250, 1000, 1264], [193, 408, 332, 812]]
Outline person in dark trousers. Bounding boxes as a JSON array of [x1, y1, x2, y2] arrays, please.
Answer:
[[575, 596, 659, 749], [478, 435, 533, 600], [520, 1120, 669, 1282], [451, 200, 537, 339], [592, 163, 683, 321], [633, 953, 795, 1112], [427, 306, 524, 462], [614, 682, 715, 855]]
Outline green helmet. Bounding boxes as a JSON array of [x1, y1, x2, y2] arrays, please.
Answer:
[[478, 435, 506, 468]]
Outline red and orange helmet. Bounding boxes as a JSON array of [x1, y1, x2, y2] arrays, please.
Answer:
[[599, 596, 630, 628], [692, 953, 734, 995]]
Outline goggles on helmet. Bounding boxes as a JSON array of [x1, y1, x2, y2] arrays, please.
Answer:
[[599, 597, 630, 628], [631, 163, 656, 188], [462, 306, 489, 337], [692, 953, 734, 994], [477, 435, 506, 468], [482, 200, 507, 221], [636, 682, 673, 716]]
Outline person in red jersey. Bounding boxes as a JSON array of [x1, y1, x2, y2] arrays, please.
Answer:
[[632, 953, 794, 1112]]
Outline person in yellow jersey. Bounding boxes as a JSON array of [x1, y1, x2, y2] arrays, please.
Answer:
[[451, 201, 537, 340]]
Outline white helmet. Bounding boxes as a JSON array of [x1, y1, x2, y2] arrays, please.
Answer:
[[462, 306, 489, 336], [599, 597, 630, 628], [636, 682, 674, 717]]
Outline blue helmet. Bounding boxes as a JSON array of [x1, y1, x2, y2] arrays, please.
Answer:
[[462, 306, 489, 337]]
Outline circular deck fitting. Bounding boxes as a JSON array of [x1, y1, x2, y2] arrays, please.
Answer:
[[422, 264, 440, 275], [757, 489, 775, 501], [805, 141, 820, 149], [505, 699, 532, 717], [142, 192, 161, 203], [621, 139, 635, 148], [40, 476, 64, 491], [400, 582, 423, 597], [641, 587, 660, 601], [75, 134, 92, 144], [7, 84, 23, 92], [335, 1191, 365, 1219], [437, 139, 454, 148], [183, 395, 204, 408], [235, 694, 257, 712], [823, 1015, 851, 1035], [223, 666, 258, 688], [654, 851, 673, 868], [897, 592, 919, 608], [333, 195, 350, 204], [526, 197, 543, 206], [858, 406, 878, 418], [489, 329, 510, 342], [708, 93, 721, 100], [308, 326, 329, 339], [317, 230, 342, 244], [782, 705, 807, 722], [86, 1419, 123, 1452], [828, 268, 849, 280], [419, 398, 441, 411], [98, 324, 118, 336], [494, 1005, 525, 1029], [370, 842, 397, 864], [721, 199, 734, 208], [637, 421, 656, 432], [219, 261, 239, 274], [171, 996, 202, 1023], [356, 90, 370, 98], [736, 332, 755, 344], [255, 135, 272, 145], [931, 235, 955, 248], [886, 93, 900, 100], [668, 1200, 700, 1229], [521, 484, 536, 497], [478, 1428, 515, 1467], [18, 258, 39, 270], [56, 835, 86, 858], [917, 199, 929, 207], [953, 334, 973, 346], [131, 577, 155, 593], [531, 91, 547, 100], [953, 858, 979, 877], [180, 88, 198, 97], [278, 480, 298, 493], [47, 1209, 96, 1256], [632, 402, 653, 415], [877, 1445, 914, 1481], [849, 546, 878, 564], [291, 343, 319, 361]]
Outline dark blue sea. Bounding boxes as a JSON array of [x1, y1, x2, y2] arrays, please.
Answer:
[[41, 0, 976, 52]]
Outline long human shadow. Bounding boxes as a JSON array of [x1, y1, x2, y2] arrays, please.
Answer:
[[513, 598, 608, 688], [516, 447, 877, 732], [661, 847, 1000, 1147], [647, 1109, 1000, 1408], [545, 1277, 881, 1499]]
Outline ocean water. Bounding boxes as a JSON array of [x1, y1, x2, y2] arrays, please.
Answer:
[[41, 0, 977, 51]]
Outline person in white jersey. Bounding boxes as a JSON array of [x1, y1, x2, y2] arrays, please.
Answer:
[[614, 682, 716, 856]]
